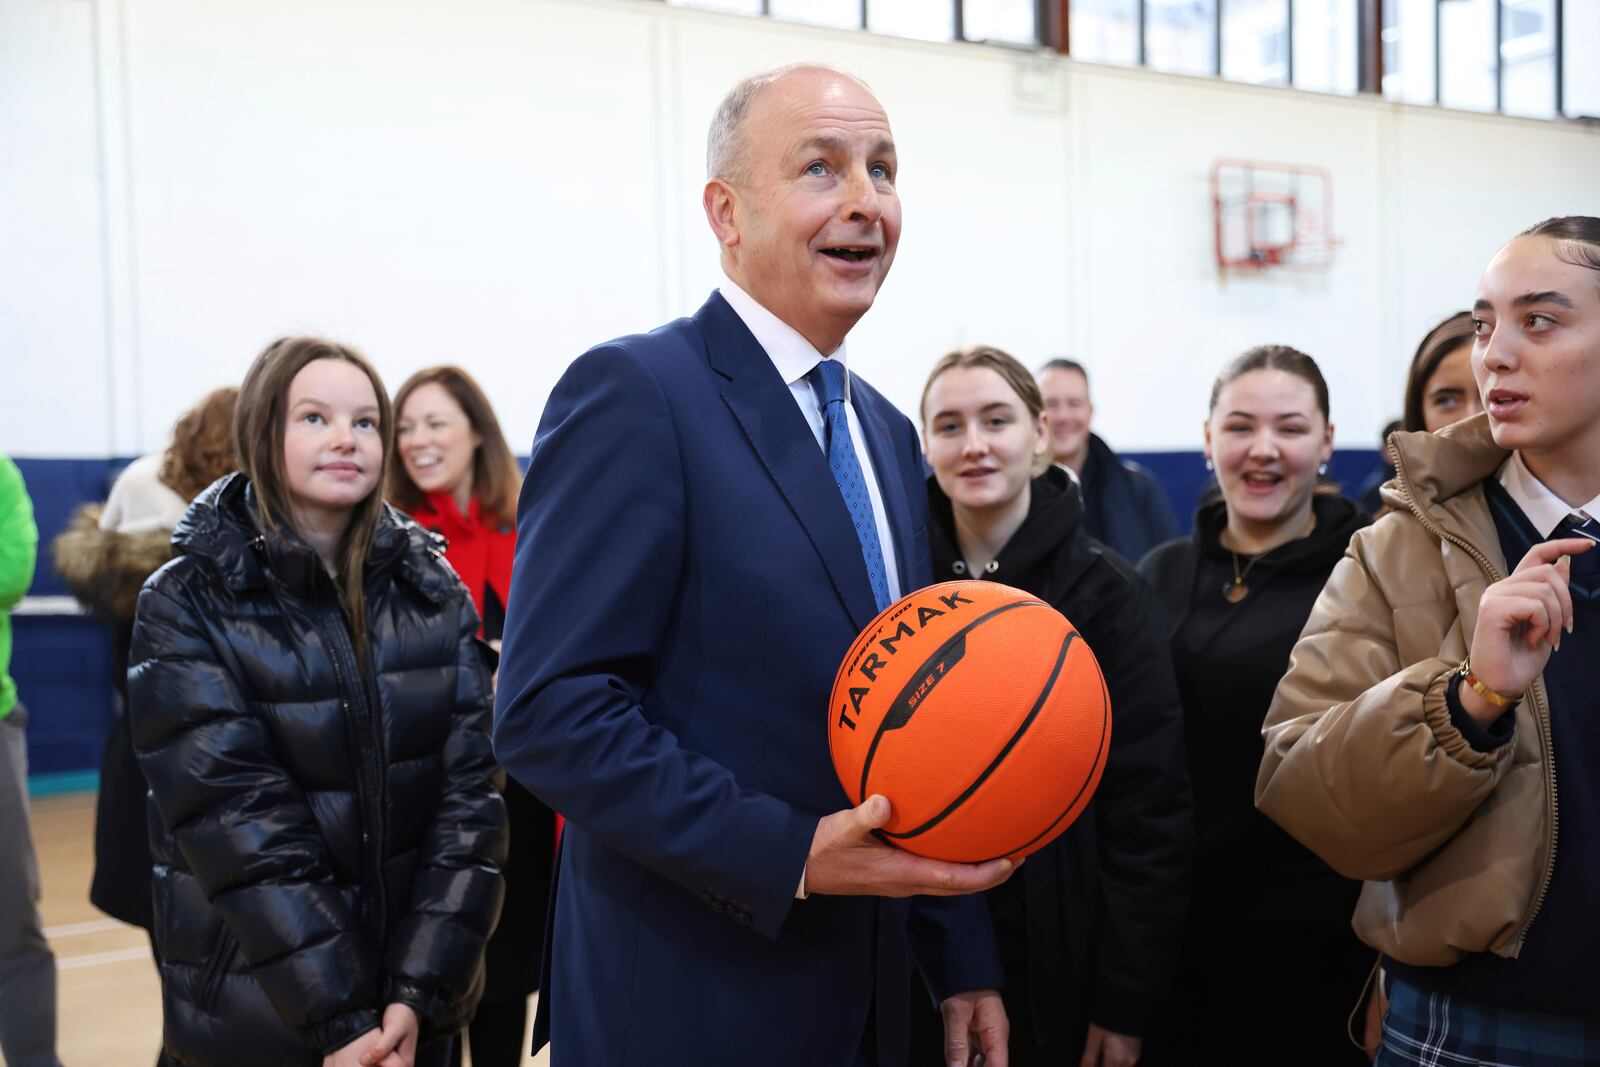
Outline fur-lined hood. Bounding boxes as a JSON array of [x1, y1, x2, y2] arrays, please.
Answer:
[[52, 503, 175, 624]]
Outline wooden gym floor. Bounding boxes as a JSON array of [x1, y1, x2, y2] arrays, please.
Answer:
[[31, 791, 548, 1066]]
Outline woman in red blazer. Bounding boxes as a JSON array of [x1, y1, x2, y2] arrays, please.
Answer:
[[391, 365, 553, 1067]]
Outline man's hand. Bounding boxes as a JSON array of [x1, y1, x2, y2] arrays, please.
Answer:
[[1464, 537, 1592, 726], [803, 795, 1016, 897], [357, 1003, 420, 1067], [1080, 1023, 1141, 1067], [941, 989, 1008, 1067]]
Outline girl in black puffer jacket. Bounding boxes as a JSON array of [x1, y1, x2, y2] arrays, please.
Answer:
[[129, 337, 508, 1067]]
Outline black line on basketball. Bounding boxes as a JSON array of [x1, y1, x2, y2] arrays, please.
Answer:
[[881, 629, 1078, 841], [970, 666, 1110, 863], [856, 599, 1044, 802]]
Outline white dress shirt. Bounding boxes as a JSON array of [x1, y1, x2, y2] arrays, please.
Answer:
[[1498, 451, 1600, 539], [718, 279, 903, 603]]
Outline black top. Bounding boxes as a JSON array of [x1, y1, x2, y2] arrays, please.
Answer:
[[1388, 479, 1600, 1020], [128, 474, 508, 1065], [924, 467, 1193, 1050], [1141, 493, 1368, 914], [1138, 494, 1373, 1065]]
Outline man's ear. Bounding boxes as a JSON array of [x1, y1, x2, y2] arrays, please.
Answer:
[[703, 179, 740, 250]]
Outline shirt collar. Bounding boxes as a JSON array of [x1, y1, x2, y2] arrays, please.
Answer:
[[719, 276, 851, 398], [1497, 450, 1600, 537]]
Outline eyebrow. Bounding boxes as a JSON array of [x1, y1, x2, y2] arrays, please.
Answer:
[[798, 133, 896, 159], [1223, 411, 1310, 420], [291, 397, 380, 417], [1476, 291, 1577, 311], [1515, 290, 1576, 309]]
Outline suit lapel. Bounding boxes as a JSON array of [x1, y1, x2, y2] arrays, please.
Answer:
[[696, 293, 880, 632]]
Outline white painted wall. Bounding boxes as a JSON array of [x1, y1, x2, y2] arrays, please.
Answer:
[[4, 0, 1599, 459]]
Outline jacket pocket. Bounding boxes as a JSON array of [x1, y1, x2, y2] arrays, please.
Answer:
[[196, 924, 239, 1014]]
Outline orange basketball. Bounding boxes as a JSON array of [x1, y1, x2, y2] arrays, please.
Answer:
[[827, 580, 1110, 864]]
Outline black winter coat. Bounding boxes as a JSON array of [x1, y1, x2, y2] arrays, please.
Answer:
[[910, 468, 1193, 1063], [128, 474, 508, 1067]]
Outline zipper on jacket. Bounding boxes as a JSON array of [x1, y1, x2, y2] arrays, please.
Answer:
[[1389, 439, 1557, 955], [323, 613, 390, 951]]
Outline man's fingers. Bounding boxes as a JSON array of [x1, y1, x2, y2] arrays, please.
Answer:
[[1514, 537, 1594, 573], [916, 856, 1015, 896], [855, 794, 891, 832]]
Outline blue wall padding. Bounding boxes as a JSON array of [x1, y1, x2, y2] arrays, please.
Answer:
[[8, 448, 1390, 779]]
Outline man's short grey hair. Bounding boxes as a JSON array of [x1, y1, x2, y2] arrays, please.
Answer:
[[705, 64, 872, 184]]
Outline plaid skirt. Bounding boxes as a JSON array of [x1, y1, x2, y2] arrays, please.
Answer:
[[1378, 976, 1600, 1066]]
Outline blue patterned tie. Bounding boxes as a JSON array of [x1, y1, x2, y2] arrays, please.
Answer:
[[808, 359, 892, 612]]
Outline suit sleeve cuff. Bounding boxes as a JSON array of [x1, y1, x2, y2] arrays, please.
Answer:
[[1445, 671, 1517, 753]]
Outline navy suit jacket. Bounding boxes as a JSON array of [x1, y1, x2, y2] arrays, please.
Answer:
[[493, 293, 1002, 1066]]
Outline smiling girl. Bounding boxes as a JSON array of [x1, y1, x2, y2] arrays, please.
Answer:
[[128, 338, 507, 1067], [389, 366, 553, 1067], [1138, 346, 1371, 1065], [907, 346, 1192, 1067], [1259, 217, 1600, 1063]]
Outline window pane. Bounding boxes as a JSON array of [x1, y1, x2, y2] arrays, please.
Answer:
[[1501, 0, 1556, 117], [1223, 0, 1289, 83], [1439, 0, 1497, 111], [1148, 0, 1220, 75], [1293, 0, 1358, 93], [868, 0, 954, 40], [964, 0, 1039, 43], [1381, 0, 1436, 103], [1070, 0, 1142, 64], [769, 0, 858, 29], [668, 0, 763, 12], [1564, 0, 1600, 117]]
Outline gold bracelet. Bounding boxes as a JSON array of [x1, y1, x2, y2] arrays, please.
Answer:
[[1458, 659, 1520, 711]]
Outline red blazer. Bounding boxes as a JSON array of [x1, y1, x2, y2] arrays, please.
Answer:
[[408, 492, 516, 638]]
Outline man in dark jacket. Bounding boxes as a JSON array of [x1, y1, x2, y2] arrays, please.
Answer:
[[1040, 360, 1178, 563]]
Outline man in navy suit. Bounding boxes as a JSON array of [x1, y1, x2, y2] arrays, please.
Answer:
[[493, 64, 1014, 1066]]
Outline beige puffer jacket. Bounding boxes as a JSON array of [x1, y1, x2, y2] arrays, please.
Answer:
[[1255, 413, 1555, 966]]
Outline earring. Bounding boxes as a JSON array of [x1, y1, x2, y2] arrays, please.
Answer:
[[1204, 458, 1214, 472], [1318, 462, 1329, 476]]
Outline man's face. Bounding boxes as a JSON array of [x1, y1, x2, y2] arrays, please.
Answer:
[[1039, 367, 1093, 464], [714, 71, 900, 353]]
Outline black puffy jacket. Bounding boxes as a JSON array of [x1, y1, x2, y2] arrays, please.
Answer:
[[128, 473, 507, 1067]]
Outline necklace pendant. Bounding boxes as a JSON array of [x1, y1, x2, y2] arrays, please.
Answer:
[[1223, 581, 1250, 604]]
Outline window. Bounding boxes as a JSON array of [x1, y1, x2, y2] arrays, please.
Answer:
[[1382, 0, 1438, 102], [1223, 0, 1290, 84], [768, 0, 859, 29], [1500, 0, 1556, 117], [667, 0, 762, 12], [1069, 0, 1142, 64], [1563, 0, 1600, 117], [964, 0, 1040, 43], [869, 0, 954, 40], [1439, 0, 1498, 111], [1147, 0, 1221, 75], [1293, 0, 1358, 93]]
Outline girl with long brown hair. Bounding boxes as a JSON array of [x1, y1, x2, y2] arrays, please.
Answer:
[[128, 337, 506, 1067]]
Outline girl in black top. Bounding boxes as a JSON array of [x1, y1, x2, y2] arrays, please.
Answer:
[[1138, 346, 1370, 1066], [907, 345, 1193, 1067]]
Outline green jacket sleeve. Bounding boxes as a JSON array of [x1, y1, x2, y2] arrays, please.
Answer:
[[0, 457, 39, 609]]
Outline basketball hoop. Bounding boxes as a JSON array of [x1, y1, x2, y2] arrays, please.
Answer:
[[1212, 159, 1342, 272]]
